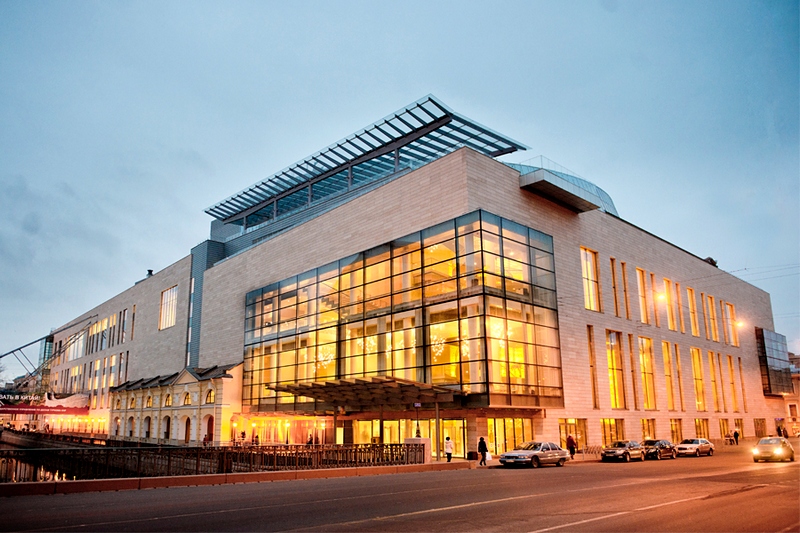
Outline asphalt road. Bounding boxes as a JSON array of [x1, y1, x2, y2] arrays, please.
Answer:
[[1, 445, 797, 532]]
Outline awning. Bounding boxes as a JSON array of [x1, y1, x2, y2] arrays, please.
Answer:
[[266, 376, 457, 411]]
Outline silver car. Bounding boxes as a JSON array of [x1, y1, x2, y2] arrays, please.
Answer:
[[752, 437, 795, 462], [499, 441, 570, 468], [676, 438, 715, 457]]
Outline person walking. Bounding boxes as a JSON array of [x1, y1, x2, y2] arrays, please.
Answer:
[[478, 436, 488, 466], [566, 434, 577, 459], [733, 429, 739, 445], [444, 436, 454, 462]]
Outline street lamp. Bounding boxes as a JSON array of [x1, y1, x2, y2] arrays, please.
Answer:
[[285, 420, 290, 445], [232, 422, 238, 445], [414, 403, 421, 438]]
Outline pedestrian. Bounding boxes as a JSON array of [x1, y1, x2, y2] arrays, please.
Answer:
[[783, 427, 789, 439], [478, 437, 488, 466], [733, 429, 739, 445], [444, 436, 454, 462], [566, 434, 577, 459]]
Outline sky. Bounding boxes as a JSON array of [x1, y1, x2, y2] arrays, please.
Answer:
[[0, 0, 797, 381]]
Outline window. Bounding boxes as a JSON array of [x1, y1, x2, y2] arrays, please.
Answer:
[[670, 419, 683, 443], [708, 351, 720, 412], [205, 389, 216, 404], [753, 418, 766, 438], [687, 287, 699, 337], [164, 394, 172, 407], [639, 337, 656, 410], [717, 353, 727, 412], [587, 326, 599, 409], [650, 273, 660, 328], [641, 418, 656, 441], [694, 418, 709, 439], [789, 404, 798, 418], [636, 268, 649, 324], [691, 348, 706, 411], [674, 344, 685, 411], [727, 355, 739, 412], [739, 358, 748, 412], [606, 331, 627, 409], [620, 262, 631, 320], [600, 418, 625, 446], [628, 334, 639, 410], [159, 285, 179, 330], [725, 303, 739, 346], [719, 419, 730, 439], [662, 341, 675, 411], [706, 295, 719, 342], [129, 397, 136, 409], [146, 396, 152, 408], [610, 258, 620, 317], [675, 282, 685, 333], [559, 418, 588, 451], [664, 279, 676, 331], [183, 393, 191, 406], [581, 248, 601, 311]]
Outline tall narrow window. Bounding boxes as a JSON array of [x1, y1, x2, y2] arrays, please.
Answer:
[[675, 282, 685, 333], [664, 279, 676, 331], [610, 258, 620, 317], [674, 344, 685, 411], [636, 268, 649, 324], [606, 331, 627, 409], [687, 287, 699, 337], [701, 292, 710, 340], [587, 326, 600, 409], [708, 351, 720, 412], [694, 418, 709, 439], [727, 355, 739, 412], [650, 273, 660, 328], [706, 295, 719, 341], [159, 286, 179, 330], [725, 303, 739, 347], [639, 337, 656, 409], [662, 341, 675, 410], [717, 353, 727, 412], [581, 248, 601, 311], [628, 334, 639, 410], [691, 347, 706, 411], [621, 262, 631, 320], [738, 357, 747, 412]]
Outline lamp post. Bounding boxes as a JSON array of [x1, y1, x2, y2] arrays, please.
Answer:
[[232, 422, 237, 445], [285, 420, 290, 445], [414, 403, 421, 438]]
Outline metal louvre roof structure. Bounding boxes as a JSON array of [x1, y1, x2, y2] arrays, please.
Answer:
[[205, 95, 528, 224]]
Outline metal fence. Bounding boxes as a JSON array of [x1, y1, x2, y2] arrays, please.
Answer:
[[0, 443, 425, 483]]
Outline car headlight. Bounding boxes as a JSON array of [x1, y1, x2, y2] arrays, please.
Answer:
[[752, 448, 758, 454], [774, 448, 783, 456]]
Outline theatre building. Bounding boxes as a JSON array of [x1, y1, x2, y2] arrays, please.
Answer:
[[45, 95, 791, 457]]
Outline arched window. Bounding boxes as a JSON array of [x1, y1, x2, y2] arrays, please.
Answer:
[[146, 396, 153, 408], [183, 393, 191, 406], [205, 389, 215, 404], [129, 397, 136, 409], [115, 398, 121, 410], [164, 394, 172, 407]]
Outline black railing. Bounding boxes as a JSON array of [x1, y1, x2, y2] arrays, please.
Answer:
[[0, 443, 425, 483]]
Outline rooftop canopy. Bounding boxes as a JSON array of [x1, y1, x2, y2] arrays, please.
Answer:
[[205, 95, 528, 225]]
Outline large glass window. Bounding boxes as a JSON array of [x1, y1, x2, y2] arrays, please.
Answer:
[[636, 268, 649, 324], [600, 418, 624, 446], [687, 287, 699, 337], [242, 210, 562, 409], [691, 348, 706, 411], [159, 286, 178, 330], [606, 331, 626, 409], [581, 247, 600, 311], [639, 337, 656, 410], [662, 341, 675, 411]]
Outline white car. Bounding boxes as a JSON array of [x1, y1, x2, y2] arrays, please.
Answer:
[[676, 438, 715, 457], [499, 441, 570, 468]]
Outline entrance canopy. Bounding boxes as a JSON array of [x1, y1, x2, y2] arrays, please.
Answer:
[[266, 376, 457, 411]]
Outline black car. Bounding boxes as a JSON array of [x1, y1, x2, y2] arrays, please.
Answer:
[[642, 439, 677, 460]]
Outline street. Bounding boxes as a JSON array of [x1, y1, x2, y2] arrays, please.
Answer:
[[1, 445, 797, 532]]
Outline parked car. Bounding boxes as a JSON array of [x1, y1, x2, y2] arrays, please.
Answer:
[[676, 438, 715, 456], [752, 437, 795, 462], [601, 440, 645, 462], [498, 441, 570, 468], [642, 439, 677, 460]]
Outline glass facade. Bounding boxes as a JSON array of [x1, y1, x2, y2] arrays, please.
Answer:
[[755, 327, 792, 395], [242, 210, 563, 410]]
